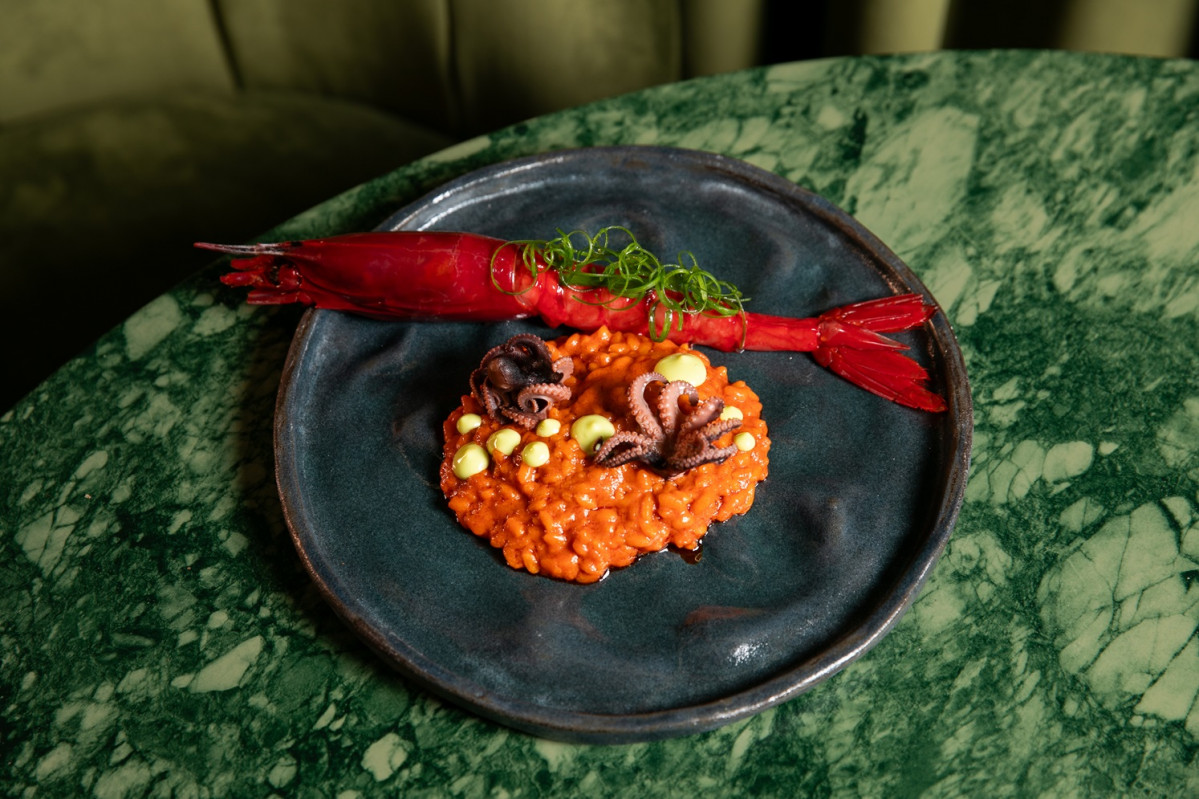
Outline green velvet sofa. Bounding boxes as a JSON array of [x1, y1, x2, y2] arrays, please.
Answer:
[[1, 0, 763, 410]]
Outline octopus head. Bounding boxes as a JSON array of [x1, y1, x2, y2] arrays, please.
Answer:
[[470, 334, 574, 429]]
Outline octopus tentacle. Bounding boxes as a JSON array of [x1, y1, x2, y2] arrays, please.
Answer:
[[594, 431, 658, 467], [678, 396, 724, 436], [656, 380, 698, 438], [501, 407, 542, 428], [503, 333, 550, 361], [667, 443, 739, 474], [517, 382, 571, 413], [627, 372, 666, 440], [474, 382, 502, 419], [697, 418, 741, 441], [510, 382, 571, 428], [468, 361, 497, 404], [552, 356, 574, 380]]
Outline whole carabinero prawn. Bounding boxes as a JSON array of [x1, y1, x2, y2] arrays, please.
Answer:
[[198, 227, 947, 412]]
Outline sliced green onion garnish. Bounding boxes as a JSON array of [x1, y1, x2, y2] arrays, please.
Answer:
[[491, 226, 748, 342]]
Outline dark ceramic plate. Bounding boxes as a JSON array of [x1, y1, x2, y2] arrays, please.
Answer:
[[274, 147, 971, 743]]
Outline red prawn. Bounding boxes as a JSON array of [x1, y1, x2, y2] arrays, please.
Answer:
[[197, 231, 947, 412]]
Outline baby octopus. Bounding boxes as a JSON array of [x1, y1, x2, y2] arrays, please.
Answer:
[[470, 334, 574, 429], [594, 371, 741, 476]]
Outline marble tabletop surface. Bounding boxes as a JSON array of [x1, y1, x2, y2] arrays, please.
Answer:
[[4, 50, 1199, 796]]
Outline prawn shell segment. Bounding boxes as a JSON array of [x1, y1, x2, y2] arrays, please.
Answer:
[[440, 327, 770, 584]]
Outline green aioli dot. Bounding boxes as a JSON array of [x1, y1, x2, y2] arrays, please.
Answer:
[[734, 432, 756, 452], [521, 441, 550, 467], [570, 415, 616, 455], [535, 418, 561, 437], [486, 428, 522, 456], [456, 413, 483, 434], [720, 406, 744, 421], [654, 352, 707, 386], [452, 444, 489, 478]]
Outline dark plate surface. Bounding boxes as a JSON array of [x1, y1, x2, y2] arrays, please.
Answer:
[[274, 147, 972, 743]]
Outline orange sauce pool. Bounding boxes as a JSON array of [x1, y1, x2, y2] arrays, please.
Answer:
[[439, 328, 770, 583]]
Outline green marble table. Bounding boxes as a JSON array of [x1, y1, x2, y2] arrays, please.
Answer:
[[4, 50, 1199, 796]]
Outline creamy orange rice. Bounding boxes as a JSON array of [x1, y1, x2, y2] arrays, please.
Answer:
[[440, 328, 769, 583]]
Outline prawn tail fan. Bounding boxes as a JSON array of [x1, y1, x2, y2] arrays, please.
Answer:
[[813, 295, 946, 412]]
